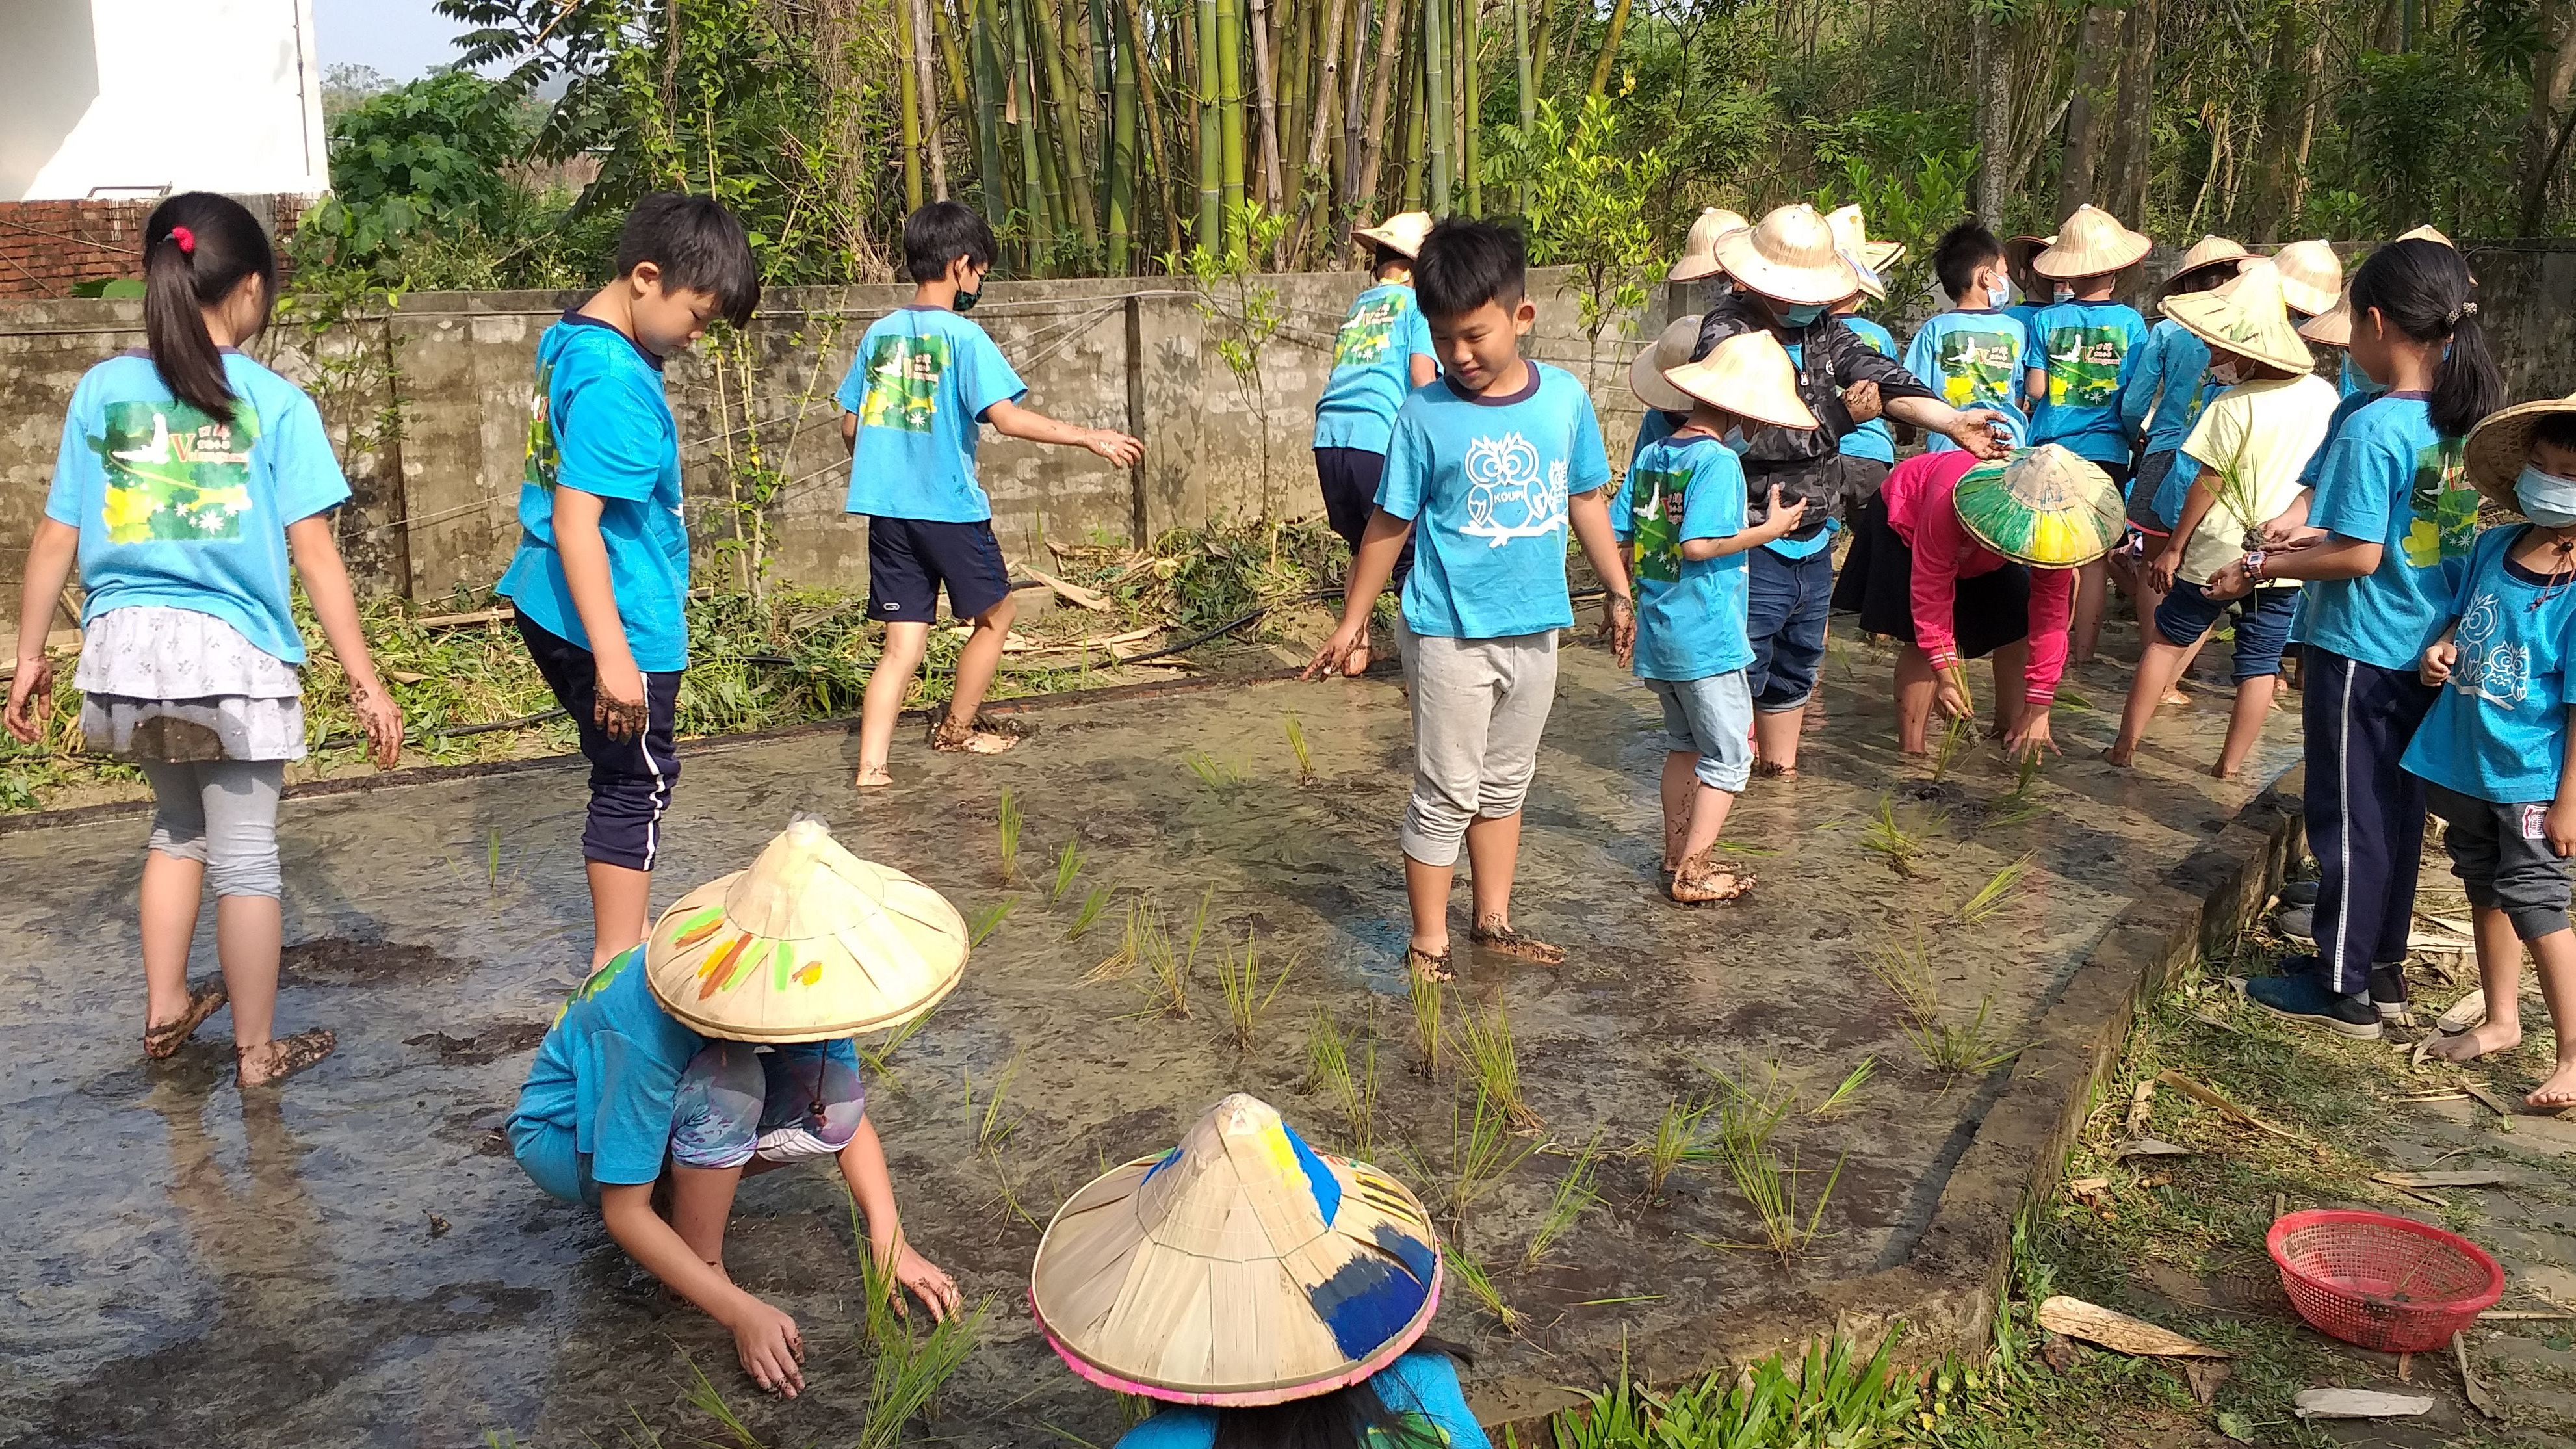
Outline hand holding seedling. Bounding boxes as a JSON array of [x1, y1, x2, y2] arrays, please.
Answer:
[[1934, 665, 1974, 724], [2002, 709, 2057, 760], [727, 1296, 806, 1396], [2204, 556, 2256, 602], [888, 1240, 963, 1321], [350, 679, 405, 768]]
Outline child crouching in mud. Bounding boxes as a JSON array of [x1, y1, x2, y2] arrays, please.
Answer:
[[509, 820, 963, 1395]]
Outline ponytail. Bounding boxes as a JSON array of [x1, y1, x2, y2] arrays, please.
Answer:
[[139, 192, 279, 424], [2348, 237, 2504, 439]]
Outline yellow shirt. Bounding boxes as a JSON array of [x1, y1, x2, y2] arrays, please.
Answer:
[[2175, 373, 2341, 586]]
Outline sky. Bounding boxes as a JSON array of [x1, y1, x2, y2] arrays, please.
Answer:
[[311, 0, 480, 81]]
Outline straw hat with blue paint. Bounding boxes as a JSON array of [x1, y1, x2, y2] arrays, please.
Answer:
[[1030, 1093, 1444, 1407]]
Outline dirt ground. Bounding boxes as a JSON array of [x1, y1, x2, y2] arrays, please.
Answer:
[[0, 628, 2287, 1448]]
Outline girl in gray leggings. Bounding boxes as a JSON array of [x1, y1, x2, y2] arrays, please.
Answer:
[[3, 193, 404, 1087]]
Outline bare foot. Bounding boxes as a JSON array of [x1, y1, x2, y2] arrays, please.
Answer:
[[854, 766, 894, 789], [2103, 742, 2136, 768], [932, 727, 1019, 756], [2529, 1060, 2576, 1110], [2163, 689, 2191, 707], [237, 1028, 336, 1088], [2428, 1020, 2523, 1064], [2211, 763, 2237, 781]]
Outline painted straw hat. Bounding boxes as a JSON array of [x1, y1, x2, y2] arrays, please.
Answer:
[[1030, 1093, 1443, 1408], [2160, 257, 2313, 375], [1663, 330, 1819, 431], [2032, 205, 2153, 280], [2464, 393, 2576, 503], [1952, 444, 2126, 568], [2302, 226, 2465, 346], [1823, 205, 1906, 300], [1668, 207, 1752, 282], [1630, 315, 1703, 414], [2152, 234, 2254, 303], [1353, 211, 1435, 260], [1713, 203, 1861, 306], [643, 818, 969, 1042], [2271, 239, 2345, 318]]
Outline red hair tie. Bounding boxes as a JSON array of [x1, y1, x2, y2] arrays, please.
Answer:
[[168, 226, 195, 255]]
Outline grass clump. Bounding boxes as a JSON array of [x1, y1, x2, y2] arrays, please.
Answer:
[[1082, 896, 1152, 982], [1214, 928, 1295, 1051], [1457, 998, 1541, 1134], [1930, 714, 1973, 783], [1183, 751, 1245, 789], [1448, 1085, 1539, 1224], [853, 1221, 987, 1449], [1548, 1335, 1916, 1448], [1867, 922, 2022, 1077], [1808, 1056, 1875, 1118], [856, 1006, 938, 1086], [973, 1051, 1024, 1153]]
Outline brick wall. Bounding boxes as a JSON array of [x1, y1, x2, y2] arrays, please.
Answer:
[[0, 196, 306, 300]]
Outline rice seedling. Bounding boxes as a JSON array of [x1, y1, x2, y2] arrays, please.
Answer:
[[1448, 1085, 1539, 1223], [1929, 714, 1973, 783], [1048, 837, 1084, 903], [1717, 840, 1781, 857], [1303, 1010, 1377, 1154], [1807, 1056, 1875, 1119], [1637, 1095, 1717, 1202], [1444, 1238, 1525, 1331], [1407, 968, 1444, 1077], [1282, 714, 1315, 784], [1080, 896, 1151, 982], [1520, 1136, 1603, 1270], [1864, 922, 1941, 1024], [1596, 1333, 1916, 1444], [855, 1005, 939, 1085], [1906, 996, 2025, 1077], [1457, 998, 1541, 1133], [1955, 853, 2035, 925], [1719, 1135, 1847, 1263], [486, 828, 503, 889], [680, 1355, 764, 1449], [1142, 898, 1193, 1018], [2009, 744, 2045, 798], [996, 790, 1022, 882], [1182, 751, 1245, 789], [1065, 883, 1112, 941], [967, 896, 1015, 948], [1215, 929, 1295, 1051], [1859, 794, 1937, 878], [2056, 688, 2096, 711], [852, 1219, 989, 1449]]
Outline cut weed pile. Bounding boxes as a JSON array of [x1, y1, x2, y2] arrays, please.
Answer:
[[0, 518, 1355, 813]]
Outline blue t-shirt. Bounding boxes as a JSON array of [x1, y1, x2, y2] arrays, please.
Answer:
[[2300, 386, 2382, 488], [1903, 309, 2030, 453], [510, 946, 862, 1188], [1314, 283, 1438, 454], [46, 352, 350, 665], [2340, 353, 2376, 400], [1626, 407, 1682, 476], [497, 314, 692, 672], [1837, 315, 1898, 464], [2402, 527, 2576, 804], [1377, 363, 1612, 639], [2023, 300, 2148, 465], [837, 306, 1028, 523], [2121, 319, 2217, 460], [1113, 1352, 1491, 1449], [1619, 433, 1753, 682], [2298, 395, 2477, 672]]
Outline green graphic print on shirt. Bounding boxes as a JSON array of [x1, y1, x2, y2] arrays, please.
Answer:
[[96, 398, 258, 543], [523, 358, 562, 493], [858, 331, 951, 433], [2043, 325, 2131, 408], [1365, 1412, 1454, 1448], [1628, 463, 1687, 584], [1333, 294, 1406, 367], [2403, 436, 2476, 568], [1937, 329, 2022, 409]]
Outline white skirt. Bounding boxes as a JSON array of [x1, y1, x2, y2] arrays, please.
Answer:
[[75, 606, 306, 762]]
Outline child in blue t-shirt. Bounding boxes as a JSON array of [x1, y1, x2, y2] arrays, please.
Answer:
[[2022, 206, 2153, 663], [1614, 332, 1814, 904], [1303, 219, 1636, 980], [499, 192, 762, 971], [839, 202, 1143, 787], [2402, 417, 2576, 1106], [1314, 212, 1439, 670], [5, 194, 403, 1088], [1905, 223, 2030, 454]]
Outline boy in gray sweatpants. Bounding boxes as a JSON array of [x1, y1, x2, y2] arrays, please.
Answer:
[[1304, 218, 1637, 980]]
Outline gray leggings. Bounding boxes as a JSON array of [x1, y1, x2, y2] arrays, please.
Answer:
[[141, 759, 285, 899]]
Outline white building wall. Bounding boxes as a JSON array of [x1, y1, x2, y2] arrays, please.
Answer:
[[0, 0, 331, 202]]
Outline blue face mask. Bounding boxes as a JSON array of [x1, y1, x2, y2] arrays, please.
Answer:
[[1987, 280, 2013, 309], [1778, 301, 1827, 327], [2517, 465, 2576, 528]]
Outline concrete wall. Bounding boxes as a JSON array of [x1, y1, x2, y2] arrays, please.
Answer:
[[2, 0, 330, 201]]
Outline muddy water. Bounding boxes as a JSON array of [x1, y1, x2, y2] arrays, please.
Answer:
[[0, 634, 2287, 1447]]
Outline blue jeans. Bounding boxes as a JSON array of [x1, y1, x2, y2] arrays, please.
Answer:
[[1746, 545, 1832, 712], [1648, 671, 1755, 790], [2153, 581, 2298, 681]]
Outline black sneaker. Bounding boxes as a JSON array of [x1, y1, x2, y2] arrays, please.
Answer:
[[2280, 880, 2321, 907], [2246, 970, 2382, 1040], [2369, 963, 2412, 1025]]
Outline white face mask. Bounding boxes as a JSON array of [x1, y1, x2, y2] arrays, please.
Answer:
[[2206, 358, 2245, 387], [2517, 464, 2576, 528], [1986, 277, 2012, 309]]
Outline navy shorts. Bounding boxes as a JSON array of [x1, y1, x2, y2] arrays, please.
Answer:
[[1314, 446, 1414, 588], [865, 516, 1012, 623], [2154, 581, 2298, 681], [517, 614, 683, 873]]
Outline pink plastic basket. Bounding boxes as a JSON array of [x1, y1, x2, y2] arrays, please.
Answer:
[[2267, 1208, 2503, 1353]]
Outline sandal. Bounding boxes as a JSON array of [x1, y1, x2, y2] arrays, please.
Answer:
[[1404, 945, 1455, 983], [238, 1028, 336, 1088], [144, 984, 229, 1060], [1469, 921, 1565, 966], [1670, 855, 1755, 904]]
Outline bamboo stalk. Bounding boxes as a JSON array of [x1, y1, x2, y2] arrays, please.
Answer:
[[1512, 0, 1533, 214], [932, 0, 970, 105], [1460, 0, 1481, 216], [1294, 0, 1349, 260], [896, 0, 926, 209], [1216, 0, 1248, 246], [1087, 0, 1113, 228], [1109, 0, 1139, 270], [1120, 0, 1185, 259], [1281, 0, 1311, 212], [970, 0, 1017, 265], [1403, 20, 1427, 209], [1353, 0, 1406, 228], [1033, 0, 1102, 244], [1247, 0, 1286, 242], [1588, 0, 1630, 96], [911, 0, 949, 198], [1340, 0, 1370, 249], [1196, 0, 1222, 249], [1008, 0, 1058, 270], [1528, 0, 1551, 95], [1424, 0, 1451, 215]]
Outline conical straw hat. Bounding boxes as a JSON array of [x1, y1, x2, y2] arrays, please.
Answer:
[[1713, 203, 1861, 306], [2160, 257, 2313, 375], [1823, 205, 1905, 300], [1030, 1093, 1442, 1407], [1668, 207, 1751, 282], [1353, 211, 1435, 260], [2298, 289, 2354, 347], [643, 819, 968, 1041], [2398, 224, 2456, 248], [2005, 233, 2055, 283], [1630, 315, 1702, 414], [1663, 330, 1819, 431], [2271, 239, 2344, 317], [2153, 234, 2254, 303], [2465, 393, 2576, 505], [2033, 205, 2153, 279], [1951, 444, 2126, 568]]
